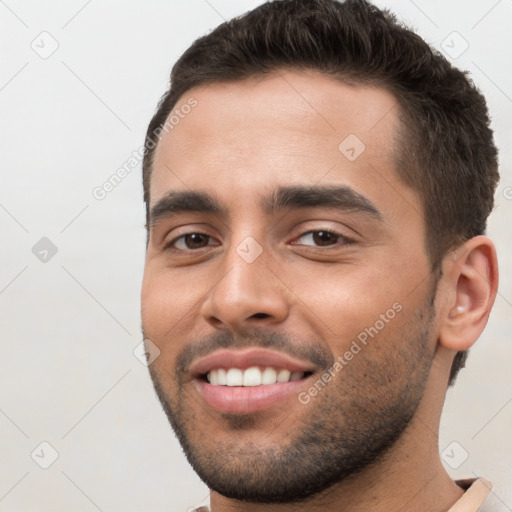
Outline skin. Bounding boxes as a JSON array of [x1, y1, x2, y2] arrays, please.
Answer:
[[141, 69, 498, 511]]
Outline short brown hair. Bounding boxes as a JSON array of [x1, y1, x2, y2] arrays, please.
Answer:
[[142, 0, 499, 385]]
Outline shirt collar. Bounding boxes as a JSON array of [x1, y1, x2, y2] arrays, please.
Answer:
[[447, 478, 493, 512]]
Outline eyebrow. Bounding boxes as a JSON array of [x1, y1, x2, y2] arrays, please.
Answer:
[[262, 185, 382, 220], [149, 190, 227, 228], [149, 185, 382, 228]]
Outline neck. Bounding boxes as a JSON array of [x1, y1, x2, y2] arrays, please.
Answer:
[[209, 348, 464, 512]]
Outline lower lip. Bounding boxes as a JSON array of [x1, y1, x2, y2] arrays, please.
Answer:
[[194, 378, 310, 414]]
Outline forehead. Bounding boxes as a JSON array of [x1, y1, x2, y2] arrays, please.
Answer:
[[150, 69, 402, 207]]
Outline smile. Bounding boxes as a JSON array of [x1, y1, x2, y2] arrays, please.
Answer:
[[190, 348, 318, 414], [206, 367, 308, 386]]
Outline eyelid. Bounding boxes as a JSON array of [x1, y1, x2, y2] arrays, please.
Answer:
[[290, 229, 355, 247], [162, 227, 220, 251], [161, 223, 356, 253], [288, 220, 357, 242]]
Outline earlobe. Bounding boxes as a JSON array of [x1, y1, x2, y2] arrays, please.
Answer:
[[438, 236, 498, 352]]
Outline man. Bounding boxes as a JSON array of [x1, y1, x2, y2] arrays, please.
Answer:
[[140, 0, 502, 510]]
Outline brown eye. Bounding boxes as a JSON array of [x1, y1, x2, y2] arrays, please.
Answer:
[[312, 231, 339, 246], [169, 232, 217, 251], [293, 230, 346, 247], [183, 233, 210, 249]]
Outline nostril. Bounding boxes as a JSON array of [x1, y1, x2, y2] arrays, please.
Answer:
[[251, 313, 270, 319]]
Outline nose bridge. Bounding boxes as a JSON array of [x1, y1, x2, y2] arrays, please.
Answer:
[[202, 234, 288, 328]]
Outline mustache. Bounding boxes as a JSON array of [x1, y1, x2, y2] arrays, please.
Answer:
[[174, 327, 334, 377]]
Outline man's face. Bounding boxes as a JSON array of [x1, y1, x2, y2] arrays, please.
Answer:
[[141, 70, 439, 502]]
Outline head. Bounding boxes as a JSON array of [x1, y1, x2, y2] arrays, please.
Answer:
[[141, 0, 499, 504]]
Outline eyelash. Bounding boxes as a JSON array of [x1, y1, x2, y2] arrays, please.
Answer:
[[291, 230, 354, 249], [164, 229, 354, 253]]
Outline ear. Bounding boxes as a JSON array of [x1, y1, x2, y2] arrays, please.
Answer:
[[438, 236, 498, 351]]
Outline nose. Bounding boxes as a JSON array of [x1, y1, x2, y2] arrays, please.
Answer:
[[200, 242, 289, 332]]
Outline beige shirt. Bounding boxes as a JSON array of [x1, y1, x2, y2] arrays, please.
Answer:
[[191, 478, 501, 512], [448, 478, 492, 511]]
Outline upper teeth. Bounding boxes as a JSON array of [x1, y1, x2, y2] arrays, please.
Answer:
[[207, 367, 304, 386]]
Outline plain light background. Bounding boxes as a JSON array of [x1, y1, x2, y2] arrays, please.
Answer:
[[0, 0, 511, 510]]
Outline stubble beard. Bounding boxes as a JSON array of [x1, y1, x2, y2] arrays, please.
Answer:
[[145, 294, 437, 503]]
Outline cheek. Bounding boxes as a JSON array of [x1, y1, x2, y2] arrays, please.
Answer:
[[141, 267, 202, 348], [287, 263, 402, 332]]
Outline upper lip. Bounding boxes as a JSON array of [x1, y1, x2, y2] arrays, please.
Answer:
[[189, 348, 318, 378]]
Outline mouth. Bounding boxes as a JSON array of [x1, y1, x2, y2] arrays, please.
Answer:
[[190, 348, 317, 414], [203, 366, 313, 386]]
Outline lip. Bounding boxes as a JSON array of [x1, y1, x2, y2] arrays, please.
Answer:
[[194, 377, 313, 414], [189, 347, 317, 377], [189, 348, 318, 414]]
